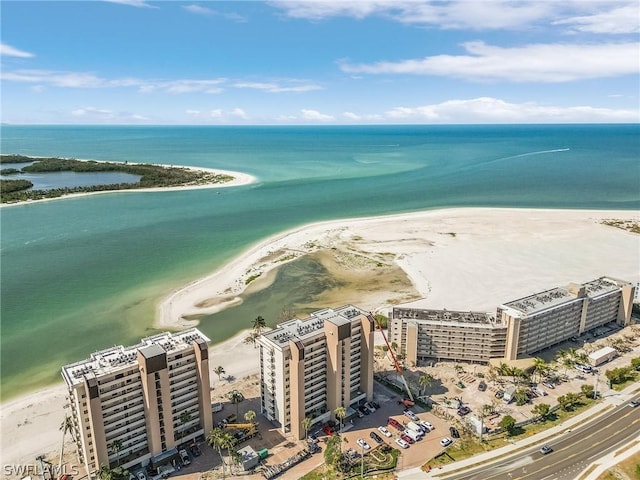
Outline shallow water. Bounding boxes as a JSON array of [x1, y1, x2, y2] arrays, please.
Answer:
[[1, 124, 638, 399]]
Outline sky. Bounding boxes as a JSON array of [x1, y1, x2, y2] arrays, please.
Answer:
[[1, 0, 639, 125]]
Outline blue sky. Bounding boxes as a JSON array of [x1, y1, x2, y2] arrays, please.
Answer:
[[1, 0, 639, 124]]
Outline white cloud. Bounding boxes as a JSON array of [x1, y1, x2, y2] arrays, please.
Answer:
[[103, 0, 157, 8], [554, 3, 639, 34], [342, 111, 383, 121], [1, 43, 35, 58], [229, 108, 248, 119], [233, 81, 322, 93], [2, 69, 226, 93], [383, 97, 639, 123], [186, 108, 249, 121], [271, 1, 561, 30], [71, 106, 150, 122], [183, 4, 216, 15], [301, 109, 334, 121], [340, 41, 640, 82]]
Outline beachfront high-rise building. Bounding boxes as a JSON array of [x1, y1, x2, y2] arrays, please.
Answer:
[[391, 276, 635, 365], [257, 305, 375, 440], [61, 329, 212, 473], [500, 277, 635, 359]]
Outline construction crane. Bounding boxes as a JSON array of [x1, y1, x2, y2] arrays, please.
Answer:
[[368, 312, 414, 402]]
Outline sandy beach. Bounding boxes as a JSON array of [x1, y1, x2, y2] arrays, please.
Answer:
[[158, 207, 640, 328], [0, 162, 257, 208], [2, 206, 639, 471]]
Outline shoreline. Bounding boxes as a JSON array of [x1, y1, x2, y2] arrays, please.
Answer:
[[0, 158, 258, 208], [157, 206, 640, 329], [2, 205, 639, 468]]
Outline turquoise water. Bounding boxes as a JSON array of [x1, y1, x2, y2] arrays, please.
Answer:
[[1, 124, 639, 399]]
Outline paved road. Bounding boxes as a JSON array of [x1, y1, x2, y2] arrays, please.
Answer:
[[398, 383, 640, 480], [441, 397, 640, 480]]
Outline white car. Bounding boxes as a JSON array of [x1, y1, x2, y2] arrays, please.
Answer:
[[378, 426, 392, 437], [136, 472, 146, 480], [533, 387, 548, 397], [440, 437, 453, 447], [419, 420, 434, 431], [395, 438, 409, 449], [356, 438, 370, 450], [179, 449, 190, 466], [404, 410, 419, 421]]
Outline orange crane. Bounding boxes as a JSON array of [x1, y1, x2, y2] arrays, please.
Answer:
[[368, 312, 414, 403]]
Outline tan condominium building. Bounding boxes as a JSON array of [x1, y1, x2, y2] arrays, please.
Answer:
[[389, 309, 508, 364], [257, 305, 375, 440], [61, 329, 213, 473], [391, 276, 635, 365]]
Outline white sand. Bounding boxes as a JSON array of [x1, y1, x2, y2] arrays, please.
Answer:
[[3, 207, 639, 469], [0, 163, 257, 208], [158, 207, 640, 327]]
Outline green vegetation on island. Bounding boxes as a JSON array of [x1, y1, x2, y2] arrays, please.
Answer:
[[0, 154, 234, 204]]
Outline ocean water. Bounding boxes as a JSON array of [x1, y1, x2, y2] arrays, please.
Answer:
[[1, 124, 639, 399]]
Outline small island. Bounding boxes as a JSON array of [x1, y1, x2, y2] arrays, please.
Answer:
[[0, 154, 237, 204]]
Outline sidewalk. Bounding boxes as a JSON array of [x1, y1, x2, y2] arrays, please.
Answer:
[[397, 381, 640, 479]]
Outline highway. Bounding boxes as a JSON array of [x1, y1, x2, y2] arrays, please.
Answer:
[[443, 397, 640, 480]]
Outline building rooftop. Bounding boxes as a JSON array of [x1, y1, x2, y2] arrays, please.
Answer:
[[61, 328, 209, 387], [501, 286, 578, 316], [583, 277, 626, 297], [394, 307, 496, 325], [261, 305, 365, 346]]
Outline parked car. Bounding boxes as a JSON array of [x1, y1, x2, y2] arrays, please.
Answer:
[[378, 426, 392, 437], [478, 381, 487, 391], [371, 400, 380, 409], [575, 364, 592, 374], [532, 387, 548, 397], [370, 431, 383, 444], [365, 401, 377, 412], [179, 449, 190, 466], [495, 390, 504, 399], [540, 445, 553, 455], [322, 425, 334, 436], [358, 405, 369, 416], [542, 382, 555, 389], [189, 443, 201, 457], [136, 472, 146, 480], [388, 417, 403, 430], [419, 420, 434, 431], [356, 438, 370, 450], [395, 438, 409, 449], [440, 437, 453, 447], [403, 409, 419, 421], [457, 406, 471, 416], [400, 433, 415, 444], [449, 426, 460, 438]]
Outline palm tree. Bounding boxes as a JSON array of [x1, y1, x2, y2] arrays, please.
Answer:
[[252, 316, 267, 335], [532, 357, 547, 383], [109, 439, 123, 467], [214, 365, 226, 381], [58, 415, 74, 474], [334, 406, 347, 452], [228, 390, 244, 418], [207, 428, 230, 479], [418, 373, 433, 396], [179, 410, 192, 443], [244, 410, 256, 424], [302, 417, 313, 440]]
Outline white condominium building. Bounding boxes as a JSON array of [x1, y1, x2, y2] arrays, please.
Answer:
[[61, 329, 213, 473], [391, 276, 635, 365], [500, 276, 635, 359], [257, 305, 375, 440]]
